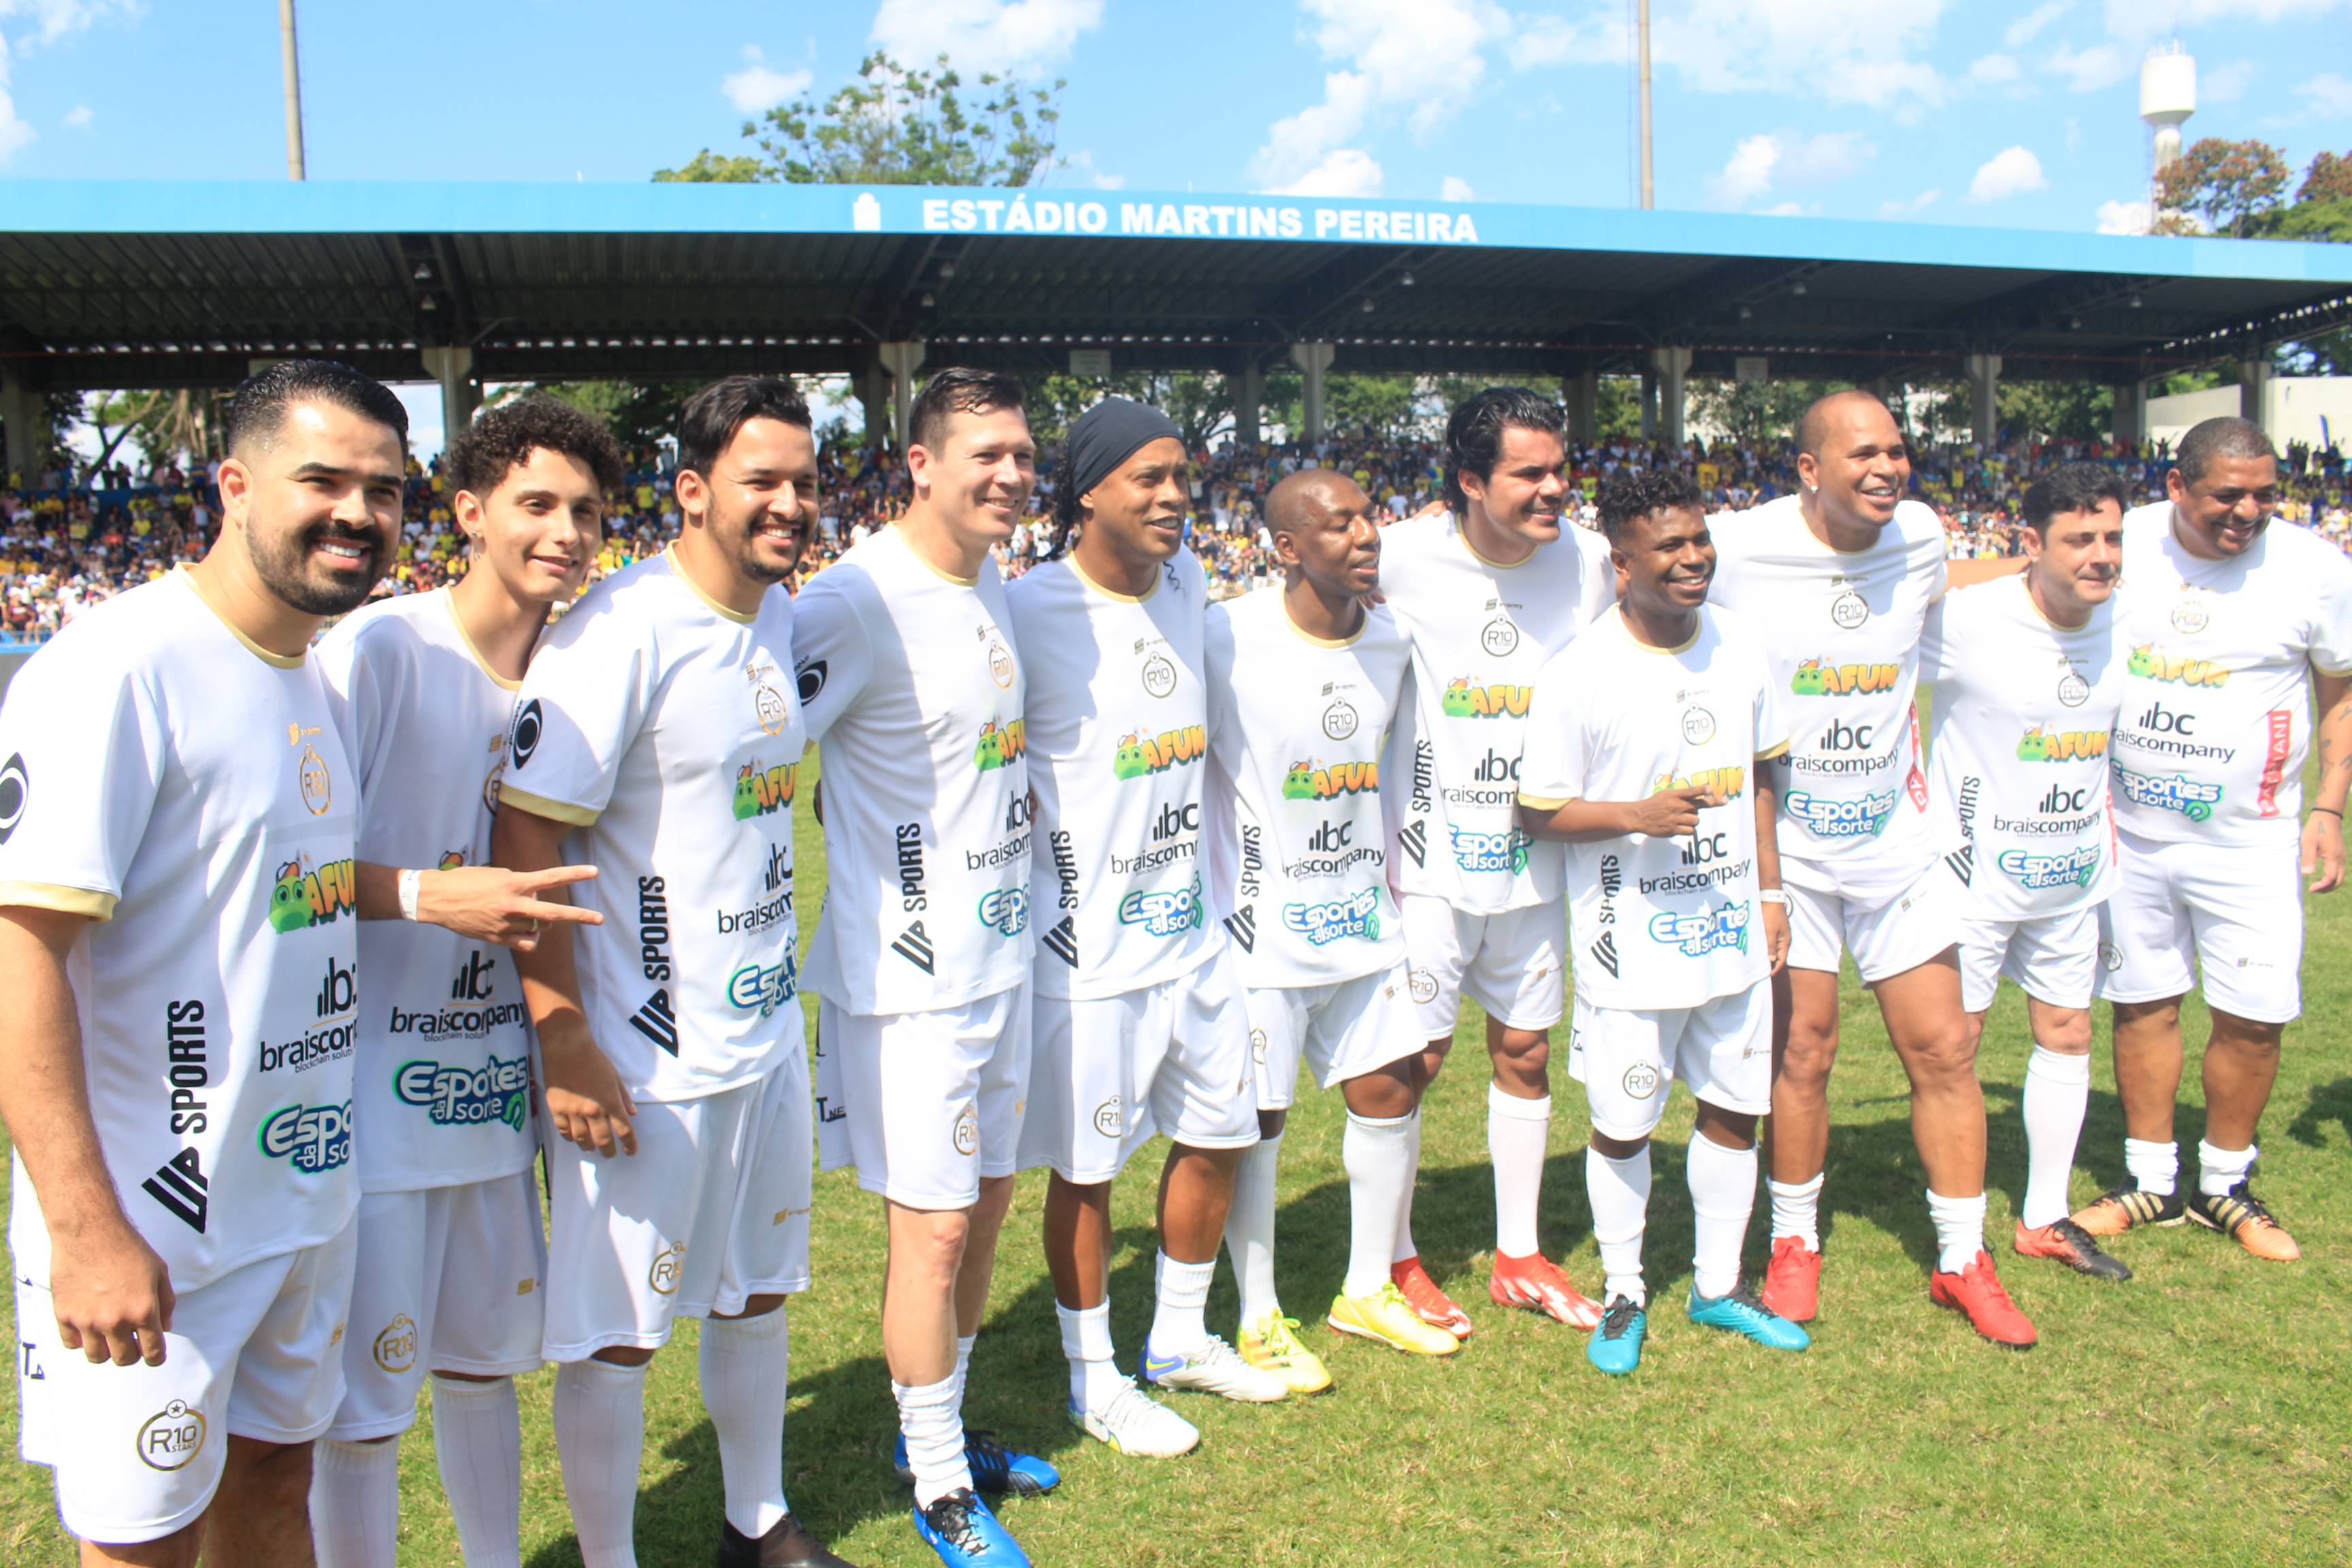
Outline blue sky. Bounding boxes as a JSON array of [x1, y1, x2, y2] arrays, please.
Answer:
[[3, 0, 2349, 233]]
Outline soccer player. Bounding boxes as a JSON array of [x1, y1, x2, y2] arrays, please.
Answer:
[[1517, 469, 1807, 1375], [492, 377, 850, 1568], [1007, 397, 1286, 1458], [1919, 463, 2134, 1284], [1379, 387, 1615, 1334], [309, 398, 623, 1568], [2078, 416, 2352, 1260], [1207, 469, 1457, 1379], [795, 369, 1049, 1567], [0, 359, 399, 1567], [1709, 389, 2034, 1347]]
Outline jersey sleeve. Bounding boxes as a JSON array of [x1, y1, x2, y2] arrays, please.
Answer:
[[1202, 603, 1237, 748], [1516, 648, 1590, 811], [2309, 548, 2352, 678], [1918, 597, 1951, 685], [1752, 645, 1791, 762], [0, 638, 168, 920], [789, 572, 875, 744], [316, 619, 408, 854], [497, 602, 653, 828]]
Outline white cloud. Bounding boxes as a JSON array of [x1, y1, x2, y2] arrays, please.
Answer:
[[1970, 144, 2048, 201], [1701, 129, 1873, 209], [2204, 59, 2256, 102], [1645, 0, 1949, 114], [721, 48, 811, 114], [1760, 200, 1816, 216], [2095, 197, 2151, 233], [1780, 129, 1875, 182], [1967, 53, 2022, 87], [0, 1, 136, 164], [1441, 174, 1475, 201], [62, 101, 88, 127], [2006, 0, 2073, 46], [869, 0, 1105, 74], [1058, 148, 1124, 189], [1249, 0, 1507, 190], [1878, 187, 1940, 217], [2044, 41, 2129, 91], [2298, 70, 2352, 116], [1705, 133, 1781, 208], [1265, 146, 1384, 197], [2101, 0, 2349, 44]]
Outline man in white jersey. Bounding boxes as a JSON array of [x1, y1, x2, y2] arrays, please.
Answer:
[[493, 378, 851, 1568], [310, 399, 623, 1568], [0, 360, 400, 1565], [1920, 464, 2134, 1286], [1208, 470, 1456, 1387], [1519, 470, 1808, 1377], [1710, 389, 2035, 1348], [796, 370, 1050, 1568], [2077, 417, 2352, 1261], [1009, 399, 1286, 1461], [1379, 388, 1616, 1336]]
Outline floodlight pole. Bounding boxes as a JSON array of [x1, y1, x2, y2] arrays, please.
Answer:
[[280, 0, 307, 180], [1637, 0, 1653, 210]]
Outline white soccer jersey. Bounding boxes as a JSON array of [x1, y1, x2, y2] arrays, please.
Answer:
[[499, 549, 806, 1102], [794, 524, 1032, 1015], [317, 589, 535, 1194], [2110, 502, 2352, 845], [1710, 493, 1945, 884], [1377, 511, 1615, 914], [1007, 551, 1217, 1000], [1205, 587, 1414, 989], [0, 570, 359, 1291], [1921, 574, 2131, 921], [1519, 605, 1787, 1012]]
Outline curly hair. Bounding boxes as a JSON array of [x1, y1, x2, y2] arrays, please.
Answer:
[[1596, 467, 1704, 543], [446, 396, 625, 498]]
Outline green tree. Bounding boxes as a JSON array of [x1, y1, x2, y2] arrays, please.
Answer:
[[511, 381, 700, 459], [2298, 150, 2352, 206], [2155, 137, 2291, 236], [657, 52, 1062, 187], [1691, 378, 1835, 448]]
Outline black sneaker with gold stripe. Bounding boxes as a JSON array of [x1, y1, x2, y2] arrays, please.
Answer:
[[2186, 1180, 2302, 1262], [2068, 1184, 2185, 1237]]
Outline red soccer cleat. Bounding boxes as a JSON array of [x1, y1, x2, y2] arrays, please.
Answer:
[[1760, 1234, 1821, 1324], [1929, 1250, 2038, 1348], [1390, 1256, 1473, 1339], [1488, 1250, 1603, 1329]]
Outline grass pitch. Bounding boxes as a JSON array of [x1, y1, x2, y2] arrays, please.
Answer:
[[6, 753, 2350, 1567]]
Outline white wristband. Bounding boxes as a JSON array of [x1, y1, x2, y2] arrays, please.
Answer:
[[397, 868, 423, 921], [1758, 889, 1789, 906]]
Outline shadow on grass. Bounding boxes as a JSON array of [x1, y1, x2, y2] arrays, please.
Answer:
[[2285, 1076, 2352, 1149]]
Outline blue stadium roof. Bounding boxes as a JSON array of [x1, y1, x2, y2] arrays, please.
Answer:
[[3, 179, 2347, 391]]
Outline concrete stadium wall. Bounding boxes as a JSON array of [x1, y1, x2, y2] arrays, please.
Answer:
[[2149, 376, 2352, 452]]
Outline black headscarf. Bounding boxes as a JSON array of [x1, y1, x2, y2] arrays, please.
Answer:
[[1063, 397, 1183, 502]]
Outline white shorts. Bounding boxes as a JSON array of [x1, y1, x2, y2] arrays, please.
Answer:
[[816, 984, 1030, 1210], [1569, 983, 1773, 1140], [2096, 828, 2303, 1025], [327, 1169, 547, 1440], [1399, 893, 1567, 1037], [542, 1056, 813, 1362], [1246, 962, 1425, 1111], [1957, 906, 2100, 1014], [1020, 948, 1258, 1183], [14, 1219, 357, 1547], [1785, 856, 1959, 983]]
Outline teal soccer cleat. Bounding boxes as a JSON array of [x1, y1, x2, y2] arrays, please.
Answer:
[[1687, 1279, 1810, 1352], [1586, 1295, 1648, 1375]]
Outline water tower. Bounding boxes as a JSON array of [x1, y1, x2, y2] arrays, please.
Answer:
[[2141, 42, 2196, 191]]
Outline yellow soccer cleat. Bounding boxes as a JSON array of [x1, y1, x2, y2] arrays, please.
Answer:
[[1239, 1311, 1334, 1395], [1327, 1282, 1461, 1357]]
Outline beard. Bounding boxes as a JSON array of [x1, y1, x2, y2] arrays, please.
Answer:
[[246, 519, 386, 617], [716, 500, 802, 585]]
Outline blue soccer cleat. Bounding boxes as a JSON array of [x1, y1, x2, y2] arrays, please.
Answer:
[[1586, 1294, 1648, 1375], [894, 1431, 1060, 1496], [1686, 1279, 1810, 1352], [913, 1488, 1032, 1567]]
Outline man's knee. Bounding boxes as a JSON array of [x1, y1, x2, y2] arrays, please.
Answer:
[[1256, 1107, 1288, 1140], [1488, 1023, 1550, 1079], [82, 1521, 203, 1568], [889, 1204, 975, 1286], [1894, 1015, 1979, 1089], [227, 1435, 314, 1518], [2208, 1009, 2285, 1057]]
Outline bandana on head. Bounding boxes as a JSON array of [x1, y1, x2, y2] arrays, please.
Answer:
[[1063, 397, 1183, 504]]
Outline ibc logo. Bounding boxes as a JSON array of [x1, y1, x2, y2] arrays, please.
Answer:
[[316, 956, 356, 1018], [137, 1399, 206, 1471], [448, 950, 496, 1002], [1152, 801, 1200, 842], [2137, 701, 2195, 736], [1817, 719, 1875, 753], [2040, 783, 2091, 814], [1307, 819, 1355, 852], [1472, 749, 1520, 783], [1680, 831, 1730, 865]]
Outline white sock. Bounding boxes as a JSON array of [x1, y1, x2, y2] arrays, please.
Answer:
[[1392, 1107, 1424, 1265], [1225, 1133, 1282, 1328], [1925, 1188, 1989, 1275], [2021, 1047, 2092, 1228], [1686, 1134, 1758, 1301], [1768, 1172, 1824, 1251], [699, 1310, 791, 1538], [431, 1375, 524, 1568], [1488, 1083, 1551, 1258], [1056, 1301, 1124, 1415], [951, 1333, 975, 1410], [553, 1358, 648, 1568], [892, 1372, 969, 1509], [1584, 1145, 1652, 1308], [2124, 1136, 2179, 1196], [2198, 1139, 2256, 1198], [1343, 1111, 1416, 1298], [1147, 1252, 1215, 1359], [312, 1437, 401, 1568]]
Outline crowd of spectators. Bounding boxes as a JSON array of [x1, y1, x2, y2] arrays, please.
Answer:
[[5, 423, 2350, 640]]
